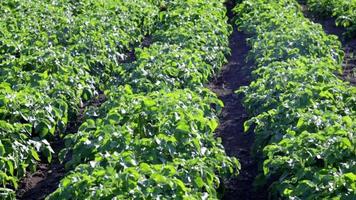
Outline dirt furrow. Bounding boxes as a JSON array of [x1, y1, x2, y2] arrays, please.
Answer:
[[209, 2, 267, 200]]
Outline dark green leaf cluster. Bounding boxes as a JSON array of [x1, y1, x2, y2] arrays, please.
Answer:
[[0, 0, 159, 197], [234, 0, 355, 199], [47, 0, 239, 199], [49, 87, 238, 199], [306, 0, 356, 37], [108, 0, 232, 92]]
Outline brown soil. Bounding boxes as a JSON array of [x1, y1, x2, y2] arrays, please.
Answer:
[[16, 93, 106, 200], [208, 2, 267, 200], [301, 5, 356, 85]]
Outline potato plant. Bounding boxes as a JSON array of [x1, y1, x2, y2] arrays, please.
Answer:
[[47, 0, 239, 199], [0, 0, 160, 197], [49, 87, 238, 199], [234, 0, 356, 199], [305, 0, 356, 37]]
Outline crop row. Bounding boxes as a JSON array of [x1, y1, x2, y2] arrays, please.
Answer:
[[234, 0, 355, 199], [302, 0, 356, 37], [47, 0, 238, 199], [0, 0, 160, 198]]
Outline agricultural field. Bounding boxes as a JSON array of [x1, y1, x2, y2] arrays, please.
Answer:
[[303, 0, 356, 37], [0, 0, 355, 200]]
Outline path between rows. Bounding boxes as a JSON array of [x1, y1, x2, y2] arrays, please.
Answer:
[[208, 2, 267, 199]]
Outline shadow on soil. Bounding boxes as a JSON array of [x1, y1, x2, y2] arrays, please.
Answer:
[[209, 2, 268, 200]]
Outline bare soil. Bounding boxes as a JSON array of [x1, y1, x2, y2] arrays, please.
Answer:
[[208, 2, 267, 200], [16, 93, 106, 200]]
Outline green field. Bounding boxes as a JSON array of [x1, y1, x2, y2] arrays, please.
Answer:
[[0, 0, 355, 199]]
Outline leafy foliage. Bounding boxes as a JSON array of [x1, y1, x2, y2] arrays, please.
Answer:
[[0, 0, 159, 196], [49, 87, 238, 199], [306, 0, 356, 37], [109, 0, 231, 92], [47, 0, 239, 199], [234, 0, 356, 199]]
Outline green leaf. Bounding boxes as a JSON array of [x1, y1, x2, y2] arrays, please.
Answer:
[[243, 120, 251, 132], [344, 173, 356, 182], [140, 163, 151, 174], [296, 118, 304, 128], [151, 173, 166, 184], [7, 161, 14, 176], [342, 116, 352, 127], [177, 121, 190, 133], [0, 141, 5, 156], [194, 177, 204, 188], [175, 179, 187, 192], [35, 121, 49, 137], [340, 138, 352, 149], [31, 149, 40, 161], [62, 178, 71, 187], [143, 98, 156, 107]]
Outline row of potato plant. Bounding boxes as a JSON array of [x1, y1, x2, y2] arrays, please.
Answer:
[[302, 0, 356, 37], [0, 0, 160, 198], [234, 0, 355, 199], [47, 0, 238, 199]]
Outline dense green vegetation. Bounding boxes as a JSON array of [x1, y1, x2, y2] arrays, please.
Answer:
[[0, 0, 159, 198], [2, 0, 239, 199], [235, 0, 356, 199], [1, 0, 355, 199], [47, 1, 239, 199], [0, 0, 240, 199], [304, 0, 356, 37], [49, 87, 238, 199]]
